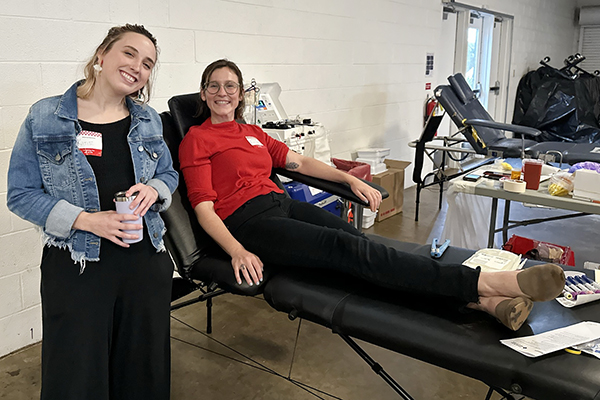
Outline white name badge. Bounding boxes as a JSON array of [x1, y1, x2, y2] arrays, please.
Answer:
[[245, 136, 264, 147], [77, 130, 103, 157]]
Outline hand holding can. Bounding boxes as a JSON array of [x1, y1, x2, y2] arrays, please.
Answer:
[[114, 191, 143, 244]]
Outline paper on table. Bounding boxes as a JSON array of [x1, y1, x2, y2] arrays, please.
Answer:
[[463, 248, 522, 272], [501, 321, 600, 357]]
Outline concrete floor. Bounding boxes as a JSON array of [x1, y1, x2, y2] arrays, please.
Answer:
[[1, 184, 598, 399]]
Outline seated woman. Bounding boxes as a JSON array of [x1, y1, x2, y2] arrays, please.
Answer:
[[178, 59, 565, 331]]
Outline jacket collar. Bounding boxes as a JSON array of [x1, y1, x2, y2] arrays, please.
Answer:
[[55, 80, 152, 122]]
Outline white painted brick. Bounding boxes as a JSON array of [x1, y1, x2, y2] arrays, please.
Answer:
[[152, 63, 204, 99], [40, 64, 82, 100], [151, 28, 195, 64], [194, 31, 304, 65], [0, 63, 43, 107], [10, 212, 36, 233], [281, 0, 354, 18], [1, 0, 70, 19], [353, 41, 393, 65], [301, 39, 353, 65], [109, 0, 140, 24], [21, 267, 42, 309], [221, 0, 274, 7], [0, 18, 72, 63], [0, 275, 22, 319], [0, 230, 43, 277], [0, 194, 12, 236], [148, 97, 169, 115], [0, 106, 29, 150], [70, 23, 120, 64], [0, 149, 9, 193], [0, 107, 3, 150], [69, 0, 110, 22], [0, 305, 42, 358], [169, 0, 220, 30], [140, 0, 170, 27]]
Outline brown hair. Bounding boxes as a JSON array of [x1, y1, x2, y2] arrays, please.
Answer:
[[196, 59, 245, 121], [77, 24, 159, 104]]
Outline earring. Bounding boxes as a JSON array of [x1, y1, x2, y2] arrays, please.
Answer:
[[137, 89, 144, 102], [93, 64, 102, 72]]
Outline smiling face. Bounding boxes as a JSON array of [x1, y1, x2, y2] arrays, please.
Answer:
[[96, 32, 156, 99], [200, 67, 243, 124]]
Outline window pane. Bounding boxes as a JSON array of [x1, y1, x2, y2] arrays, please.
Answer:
[[466, 27, 480, 89]]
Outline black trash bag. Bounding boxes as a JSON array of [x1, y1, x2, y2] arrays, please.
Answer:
[[513, 66, 600, 143]]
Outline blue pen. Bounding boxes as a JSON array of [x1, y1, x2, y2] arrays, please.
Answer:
[[574, 276, 600, 294], [564, 281, 584, 297], [566, 277, 590, 294], [581, 275, 600, 290], [573, 276, 598, 293], [567, 277, 594, 295]]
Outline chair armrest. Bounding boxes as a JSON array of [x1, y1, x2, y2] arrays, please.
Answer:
[[273, 168, 389, 207], [465, 119, 541, 137]]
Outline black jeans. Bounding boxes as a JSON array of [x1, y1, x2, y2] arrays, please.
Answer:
[[225, 192, 480, 303]]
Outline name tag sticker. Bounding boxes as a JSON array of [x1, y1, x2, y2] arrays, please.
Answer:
[[77, 130, 103, 157], [245, 136, 264, 147]]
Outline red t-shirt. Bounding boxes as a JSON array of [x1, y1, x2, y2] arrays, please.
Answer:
[[179, 119, 289, 220]]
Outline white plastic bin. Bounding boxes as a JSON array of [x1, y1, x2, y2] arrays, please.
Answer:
[[362, 208, 378, 229], [356, 148, 390, 163], [355, 157, 387, 175]]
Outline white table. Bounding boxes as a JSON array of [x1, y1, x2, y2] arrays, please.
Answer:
[[475, 180, 600, 247]]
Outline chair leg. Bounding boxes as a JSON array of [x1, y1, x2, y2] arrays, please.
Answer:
[[438, 179, 444, 210], [206, 297, 213, 334], [339, 334, 415, 400], [415, 183, 422, 222]]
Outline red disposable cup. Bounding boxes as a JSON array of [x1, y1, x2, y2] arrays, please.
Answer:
[[522, 159, 543, 190]]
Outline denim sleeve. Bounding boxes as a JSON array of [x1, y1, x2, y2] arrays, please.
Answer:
[[147, 116, 179, 213], [6, 113, 83, 238]]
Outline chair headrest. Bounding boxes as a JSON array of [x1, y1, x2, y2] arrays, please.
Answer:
[[167, 93, 207, 138], [448, 73, 476, 105]]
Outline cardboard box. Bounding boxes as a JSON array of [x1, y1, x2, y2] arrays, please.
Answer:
[[372, 159, 411, 222]]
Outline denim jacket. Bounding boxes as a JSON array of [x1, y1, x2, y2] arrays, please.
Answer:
[[7, 81, 179, 265]]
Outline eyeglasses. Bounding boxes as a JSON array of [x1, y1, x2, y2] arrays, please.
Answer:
[[204, 81, 240, 95]]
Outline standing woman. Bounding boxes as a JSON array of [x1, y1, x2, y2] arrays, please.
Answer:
[[7, 25, 178, 400]]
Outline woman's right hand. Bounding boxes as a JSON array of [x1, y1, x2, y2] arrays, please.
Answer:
[[73, 211, 143, 247], [230, 247, 263, 286]]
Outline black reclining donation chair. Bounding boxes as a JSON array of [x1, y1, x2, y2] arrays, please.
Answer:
[[409, 72, 542, 221], [432, 73, 600, 165], [162, 93, 389, 326], [410, 72, 600, 221], [163, 94, 600, 400]]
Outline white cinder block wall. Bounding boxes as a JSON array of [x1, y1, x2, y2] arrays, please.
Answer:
[[0, 0, 578, 357]]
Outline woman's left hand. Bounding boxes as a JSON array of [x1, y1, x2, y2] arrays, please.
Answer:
[[126, 183, 159, 217], [349, 178, 382, 212]]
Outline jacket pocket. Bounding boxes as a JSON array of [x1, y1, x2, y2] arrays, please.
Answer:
[[139, 140, 165, 178], [37, 142, 77, 190]]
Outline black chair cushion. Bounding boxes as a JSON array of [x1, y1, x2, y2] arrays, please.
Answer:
[[168, 93, 206, 138], [264, 242, 600, 400]]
